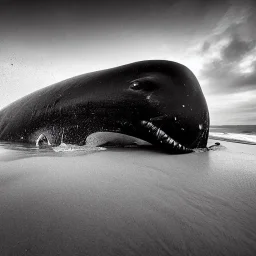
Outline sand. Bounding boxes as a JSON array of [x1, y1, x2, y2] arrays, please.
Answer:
[[1, 140, 256, 256]]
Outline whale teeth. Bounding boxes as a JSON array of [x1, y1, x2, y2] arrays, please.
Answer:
[[166, 137, 173, 144], [156, 128, 162, 138], [141, 120, 192, 152], [162, 134, 168, 139]]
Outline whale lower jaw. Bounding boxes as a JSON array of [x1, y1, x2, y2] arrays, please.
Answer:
[[85, 132, 151, 147], [140, 120, 193, 153], [34, 122, 193, 153]]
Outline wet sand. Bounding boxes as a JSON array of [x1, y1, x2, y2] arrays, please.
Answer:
[[1, 140, 256, 255]]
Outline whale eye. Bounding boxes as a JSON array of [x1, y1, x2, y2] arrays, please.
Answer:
[[130, 81, 141, 90], [129, 79, 158, 92]]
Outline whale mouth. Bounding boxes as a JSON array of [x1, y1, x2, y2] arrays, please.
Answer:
[[140, 120, 193, 153]]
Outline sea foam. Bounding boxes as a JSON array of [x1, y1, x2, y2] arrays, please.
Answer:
[[209, 132, 256, 145]]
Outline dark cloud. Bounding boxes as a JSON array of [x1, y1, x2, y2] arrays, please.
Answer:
[[222, 35, 256, 62], [199, 13, 256, 95], [201, 41, 211, 53]]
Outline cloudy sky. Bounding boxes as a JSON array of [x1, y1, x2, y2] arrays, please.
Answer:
[[0, 0, 255, 125]]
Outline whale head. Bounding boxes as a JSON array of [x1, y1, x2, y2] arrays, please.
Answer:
[[63, 60, 209, 153]]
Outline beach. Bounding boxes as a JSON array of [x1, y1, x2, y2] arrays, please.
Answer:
[[1, 139, 256, 256]]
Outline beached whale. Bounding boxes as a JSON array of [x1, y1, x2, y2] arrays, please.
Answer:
[[0, 60, 209, 153]]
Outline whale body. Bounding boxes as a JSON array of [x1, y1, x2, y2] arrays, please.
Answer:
[[0, 60, 209, 153]]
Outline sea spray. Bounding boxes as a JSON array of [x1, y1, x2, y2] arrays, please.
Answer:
[[52, 143, 107, 152]]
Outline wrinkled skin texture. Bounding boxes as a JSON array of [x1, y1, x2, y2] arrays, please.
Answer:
[[0, 60, 209, 153]]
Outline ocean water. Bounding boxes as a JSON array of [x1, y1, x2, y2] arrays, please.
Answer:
[[210, 125, 256, 145]]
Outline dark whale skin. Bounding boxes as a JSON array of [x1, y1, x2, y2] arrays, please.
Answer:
[[0, 60, 209, 152]]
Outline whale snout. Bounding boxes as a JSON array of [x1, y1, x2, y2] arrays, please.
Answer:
[[139, 110, 208, 153]]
